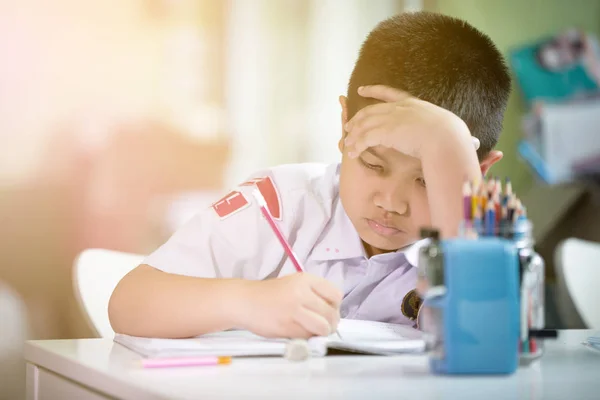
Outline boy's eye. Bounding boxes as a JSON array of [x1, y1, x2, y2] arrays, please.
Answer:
[[417, 177, 427, 187], [359, 157, 383, 172]]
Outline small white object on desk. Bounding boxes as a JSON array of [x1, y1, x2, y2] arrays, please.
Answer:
[[284, 339, 311, 361]]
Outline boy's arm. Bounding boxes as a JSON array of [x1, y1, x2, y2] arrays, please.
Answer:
[[108, 265, 248, 338], [109, 264, 341, 339], [421, 129, 481, 237], [108, 175, 342, 339], [343, 85, 483, 238]]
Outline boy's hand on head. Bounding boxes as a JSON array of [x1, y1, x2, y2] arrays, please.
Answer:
[[238, 273, 342, 339], [344, 85, 479, 158], [344, 85, 484, 239]]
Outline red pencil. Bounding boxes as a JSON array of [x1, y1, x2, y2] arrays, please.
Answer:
[[252, 189, 303, 273]]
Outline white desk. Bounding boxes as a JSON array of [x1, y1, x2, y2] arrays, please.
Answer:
[[25, 330, 600, 400]]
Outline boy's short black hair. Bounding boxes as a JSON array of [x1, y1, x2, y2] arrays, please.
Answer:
[[347, 12, 511, 159]]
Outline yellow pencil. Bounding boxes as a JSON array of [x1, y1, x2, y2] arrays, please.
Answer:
[[471, 179, 480, 218]]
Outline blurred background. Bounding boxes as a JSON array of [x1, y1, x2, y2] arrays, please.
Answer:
[[1, 0, 600, 398]]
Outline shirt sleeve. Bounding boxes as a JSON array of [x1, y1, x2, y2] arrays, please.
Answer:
[[143, 174, 293, 280]]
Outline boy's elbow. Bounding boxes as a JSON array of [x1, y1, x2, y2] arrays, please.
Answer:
[[108, 278, 127, 334], [107, 266, 141, 334], [107, 264, 158, 335]]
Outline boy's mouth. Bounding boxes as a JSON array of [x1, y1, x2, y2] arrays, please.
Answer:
[[366, 219, 404, 236]]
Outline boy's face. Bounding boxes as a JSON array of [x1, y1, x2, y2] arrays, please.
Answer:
[[336, 96, 500, 257], [337, 97, 430, 256], [338, 135, 431, 257]]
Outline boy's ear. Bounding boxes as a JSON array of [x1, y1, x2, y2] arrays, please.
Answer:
[[339, 95, 349, 124], [338, 95, 349, 153], [480, 150, 503, 176]]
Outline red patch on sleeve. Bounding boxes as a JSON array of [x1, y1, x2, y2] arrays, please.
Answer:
[[240, 176, 282, 220], [211, 191, 250, 219]]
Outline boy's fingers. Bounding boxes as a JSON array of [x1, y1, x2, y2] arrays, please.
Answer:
[[303, 294, 339, 328], [286, 321, 315, 339], [309, 278, 343, 308], [345, 102, 394, 131], [344, 116, 386, 145], [358, 85, 411, 103], [346, 127, 391, 157], [294, 307, 331, 337]]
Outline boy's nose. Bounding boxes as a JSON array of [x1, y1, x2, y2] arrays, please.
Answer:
[[374, 185, 409, 215]]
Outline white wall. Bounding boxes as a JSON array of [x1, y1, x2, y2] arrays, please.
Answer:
[[0, 0, 167, 185], [304, 0, 401, 164]]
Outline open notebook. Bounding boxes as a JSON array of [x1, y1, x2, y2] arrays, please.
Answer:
[[114, 319, 425, 358]]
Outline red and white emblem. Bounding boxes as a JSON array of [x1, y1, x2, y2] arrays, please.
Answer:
[[240, 176, 282, 220], [211, 191, 250, 219]]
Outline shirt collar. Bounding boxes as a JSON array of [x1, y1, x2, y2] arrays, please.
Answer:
[[403, 238, 429, 266], [311, 201, 429, 265], [310, 195, 367, 261]]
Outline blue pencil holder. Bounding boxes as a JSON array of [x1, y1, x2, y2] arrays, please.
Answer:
[[419, 237, 521, 375]]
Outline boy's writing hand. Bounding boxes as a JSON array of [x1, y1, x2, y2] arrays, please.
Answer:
[[343, 85, 479, 158], [239, 273, 342, 339]]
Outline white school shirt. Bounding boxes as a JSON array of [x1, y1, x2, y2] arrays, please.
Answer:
[[144, 163, 427, 325]]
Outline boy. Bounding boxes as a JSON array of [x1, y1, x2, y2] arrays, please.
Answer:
[[109, 12, 510, 339]]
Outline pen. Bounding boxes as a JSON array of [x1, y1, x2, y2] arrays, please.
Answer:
[[252, 189, 343, 339], [252, 189, 303, 273], [140, 356, 232, 369]]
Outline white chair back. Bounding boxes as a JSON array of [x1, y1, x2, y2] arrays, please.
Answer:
[[73, 249, 143, 338], [554, 238, 600, 328]]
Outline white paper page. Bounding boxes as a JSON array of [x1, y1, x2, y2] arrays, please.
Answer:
[[328, 319, 426, 354], [113, 319, 424, 358], [114, 330, 327, 358], [335, 319, 424, 341]]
